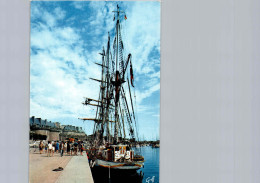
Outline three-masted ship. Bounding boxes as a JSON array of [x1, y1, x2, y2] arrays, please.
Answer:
[[79, 5, 144, 170]]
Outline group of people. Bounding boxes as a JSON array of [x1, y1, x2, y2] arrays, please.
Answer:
[[39, 140, 84, 157]]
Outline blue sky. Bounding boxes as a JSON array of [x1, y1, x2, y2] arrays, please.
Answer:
[[30, 1, 160, 141]]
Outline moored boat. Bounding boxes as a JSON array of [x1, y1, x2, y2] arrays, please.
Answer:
[[80, 4, 144, 171]]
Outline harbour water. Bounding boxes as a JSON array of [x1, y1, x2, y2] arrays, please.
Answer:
[[91, 146, 160, 183], [137, 146, 160, 183]]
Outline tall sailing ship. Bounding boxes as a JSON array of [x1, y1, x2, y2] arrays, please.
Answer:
[[79, 5, 144, 170]]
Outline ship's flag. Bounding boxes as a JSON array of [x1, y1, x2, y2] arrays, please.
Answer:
[[130, 60, 134, 87], [124, 15, 127, 20]]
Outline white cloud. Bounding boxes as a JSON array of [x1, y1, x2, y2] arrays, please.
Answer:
[[72, 2, 85, 10], [136, 83, 160, 104], [123, 2, 160, 73], [30, 5, 100, 123], [42, 11, 57, 27], [54, 7, 66, 20], [121, 2, 160, 113]]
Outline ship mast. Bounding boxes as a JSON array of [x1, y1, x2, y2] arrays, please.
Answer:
[[100, 47, 105, 144], [105, 33, 111, 144], [112, 4, 125, 143]]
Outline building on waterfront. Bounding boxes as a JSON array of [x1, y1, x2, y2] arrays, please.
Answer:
[[30, 116, 87, 141], [59, 125, 86, 141]]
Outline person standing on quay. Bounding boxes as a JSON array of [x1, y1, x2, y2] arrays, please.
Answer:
[[39, 141, 43, 154], [48, 141, 52, 157], [56, 141, 59, 153], [52, 141, 55, 156], [54, 141, 57, 153], [80, 142, 84, 156], [70, 142, 73, 156], [45, 143, 48, 153], [60, 142, 64, 157], [64, 142, 67, 154], [74, 141, 78, 156], [67, 141, 70, 155]]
